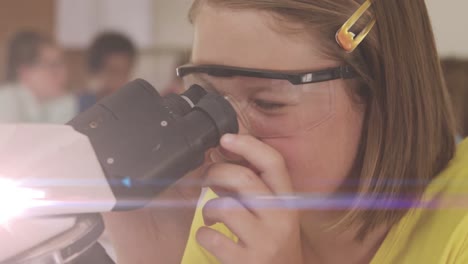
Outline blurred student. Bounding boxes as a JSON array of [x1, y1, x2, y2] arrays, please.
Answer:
[[80, 32, 136, 110], [0, 31, 77, 123], [80, 32, 136, 111]]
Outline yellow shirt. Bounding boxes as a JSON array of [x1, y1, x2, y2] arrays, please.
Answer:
[[182, 139, 468, 263]]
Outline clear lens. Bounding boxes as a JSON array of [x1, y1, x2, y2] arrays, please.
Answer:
[[182, 73, 335, 138]]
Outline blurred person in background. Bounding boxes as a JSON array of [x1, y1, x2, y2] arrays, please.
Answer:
[[79, 32, 137, 111], [0, 31, 77, 123]]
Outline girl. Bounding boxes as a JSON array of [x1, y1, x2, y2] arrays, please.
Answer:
[[104, 1, 468, 263]]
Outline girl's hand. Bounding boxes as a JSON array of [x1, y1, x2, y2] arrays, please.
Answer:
[[197, 134, 303, 264]]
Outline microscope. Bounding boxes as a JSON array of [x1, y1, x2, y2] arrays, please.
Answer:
[[0, 79, 238, 263]]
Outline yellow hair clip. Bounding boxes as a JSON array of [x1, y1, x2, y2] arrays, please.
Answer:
[[336, 0, 376, 53]]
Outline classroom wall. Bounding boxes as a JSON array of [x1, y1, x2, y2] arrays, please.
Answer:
[[0, 0, 55, 81]]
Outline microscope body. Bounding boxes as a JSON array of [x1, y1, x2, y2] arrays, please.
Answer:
[[0, 79, 237, 263]]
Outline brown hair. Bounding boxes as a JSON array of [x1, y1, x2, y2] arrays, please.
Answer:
[[87, 32, 136, 74], [5, 31, 54, 82], [189, 0, 456, 238]]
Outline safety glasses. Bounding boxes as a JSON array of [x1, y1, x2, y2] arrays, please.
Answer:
[[177, 64, 356, 138]]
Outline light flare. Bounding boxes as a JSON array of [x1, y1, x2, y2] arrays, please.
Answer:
[[0, 178, 45, 224]]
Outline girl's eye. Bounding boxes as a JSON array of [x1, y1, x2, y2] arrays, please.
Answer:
[[253, 99, 287, 111]]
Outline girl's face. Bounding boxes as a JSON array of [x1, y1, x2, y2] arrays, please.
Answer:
[[192, 5, 365, 195]]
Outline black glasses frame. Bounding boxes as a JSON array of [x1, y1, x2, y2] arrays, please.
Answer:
[[177, 64, 356, 85]]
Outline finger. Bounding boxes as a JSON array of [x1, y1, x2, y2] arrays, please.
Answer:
[[220, 134, 293, 193], [203, 197, 259, 246], [204, 162, 292, 221], [204, 162, 271, 198], [196, 226, 242, 264]]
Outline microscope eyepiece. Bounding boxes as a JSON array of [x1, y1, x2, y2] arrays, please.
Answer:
[[68, 79, 238, 210], [162, 84, 207, 117]]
